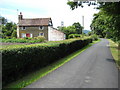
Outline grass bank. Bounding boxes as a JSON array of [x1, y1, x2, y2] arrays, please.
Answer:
[[4, 39, 101, 89], [108, 39, 120, 69]]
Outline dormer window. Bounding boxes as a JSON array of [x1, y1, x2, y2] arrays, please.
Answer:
[[22, 26, 26, 30], [39, 32, 44, 36], [39, 26, 44, 30]]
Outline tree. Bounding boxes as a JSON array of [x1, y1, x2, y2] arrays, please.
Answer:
[[59, 26, 76, 39], [72, 22, 83, 34], [2, 21, 17, 38], [67, 1, 97, 10], [58, 22, 83, 39], [11, 30, 17, 38], [0, 16, 7, 25], [90, 11, 107, 38], [90, 3, 120, 41]]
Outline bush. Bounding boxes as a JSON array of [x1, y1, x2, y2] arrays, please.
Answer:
[[33, 36, 46, 42], [11, 30, 17, 38], [2, 38, 92, 86], [68, 34, 80, 39], [91, 34, 98, 41]]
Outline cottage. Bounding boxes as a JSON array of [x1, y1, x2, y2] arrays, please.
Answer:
[[17, 12, 65, 41]]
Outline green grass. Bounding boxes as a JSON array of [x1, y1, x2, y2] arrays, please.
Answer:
[[108, 39, 120, 69], [4, 39, 101, 89]]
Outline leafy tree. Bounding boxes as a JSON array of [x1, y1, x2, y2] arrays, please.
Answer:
[[58, 22, 83, 39], [11, 30, 17, 38], [90, 11, 107, 38], [67, 1, 97, 10], [59, 26, 76, 39], [2, 21, 17, 38], [72, 22, 83, 34], [0, 16, 7, 25]]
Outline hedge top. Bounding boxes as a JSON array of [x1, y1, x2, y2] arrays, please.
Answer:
[[1, 37, 92, 51]]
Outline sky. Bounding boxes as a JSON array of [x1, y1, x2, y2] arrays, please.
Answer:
[[0, 0, 99, 30]]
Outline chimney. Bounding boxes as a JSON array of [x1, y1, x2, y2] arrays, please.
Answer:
[[18, 12, 23, 21]]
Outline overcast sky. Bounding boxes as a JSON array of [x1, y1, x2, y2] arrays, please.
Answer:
[[0, 0, 99, 30]]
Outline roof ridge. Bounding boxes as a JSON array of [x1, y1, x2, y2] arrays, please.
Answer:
[[22, 17, 51, 20]]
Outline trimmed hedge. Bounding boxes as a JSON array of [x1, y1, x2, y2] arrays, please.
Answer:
[[2, 38, 92, 86]]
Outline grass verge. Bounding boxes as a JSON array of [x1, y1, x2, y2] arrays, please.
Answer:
[[108, 39, 120, 69], [4, 39, 101, 89]]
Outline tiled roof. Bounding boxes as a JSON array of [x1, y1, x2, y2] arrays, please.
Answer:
[[19, 18, 52, 26]]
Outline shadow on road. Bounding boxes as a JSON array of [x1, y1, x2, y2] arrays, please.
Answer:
[[106, 58, 115, 63]]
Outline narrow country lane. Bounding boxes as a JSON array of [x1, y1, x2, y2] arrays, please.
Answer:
[[25, 39, 118, 88]]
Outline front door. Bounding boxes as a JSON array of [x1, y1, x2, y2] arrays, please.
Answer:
[[26, 33, 30, 37]]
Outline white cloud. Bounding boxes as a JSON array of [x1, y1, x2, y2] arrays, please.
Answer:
[[0, 0, 99, 30]]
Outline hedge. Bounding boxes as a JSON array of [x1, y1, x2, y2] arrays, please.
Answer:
[[2, 38, 92, 86]]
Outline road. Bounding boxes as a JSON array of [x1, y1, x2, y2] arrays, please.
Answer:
[[25, 39, 118, 88]]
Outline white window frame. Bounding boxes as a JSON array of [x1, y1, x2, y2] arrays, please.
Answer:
[[39, 32, 44, 36], [30, 33, 33, 38], [39, 26, 44, 30], [22, 26, 26, 30]]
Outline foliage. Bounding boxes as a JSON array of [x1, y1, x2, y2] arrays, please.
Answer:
[[98, 2, 120, 15], [33, 36, 46, 41], [90, 11, 107, 38], [58, 22, 83, 39], [2, 21, 17, 38], [88, 31, 93, 36], [2, 38, 92, 86], [68, 34, 80, 39], [0, 16, 7, 24], [11, 30, 17, 38], [67, 1, 97, 10], [91, 34, 98, 41], [90, 7, 120, 41], [67, 1, 120, 42], [72, 22, 83, 34]]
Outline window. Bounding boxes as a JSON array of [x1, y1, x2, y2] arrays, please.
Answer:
[[21, 33, 26, 38], [39, 26, 44, 30], [22, 26, 26, 30], [39, 32, 44, 36]]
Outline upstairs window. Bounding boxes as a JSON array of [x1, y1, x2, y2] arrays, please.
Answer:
[[39, 26, 44, 30], [22, 26, 26, 30]]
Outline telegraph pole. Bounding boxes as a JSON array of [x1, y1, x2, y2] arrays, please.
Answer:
[[82, 15, 84, 35], [82, 15, 84, 29]]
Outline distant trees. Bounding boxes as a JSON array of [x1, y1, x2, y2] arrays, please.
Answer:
[[1, 16, 17, 38], [0, 16, 7, 25], [72, 22, 83, 34], [58, 22, 83, 39]]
